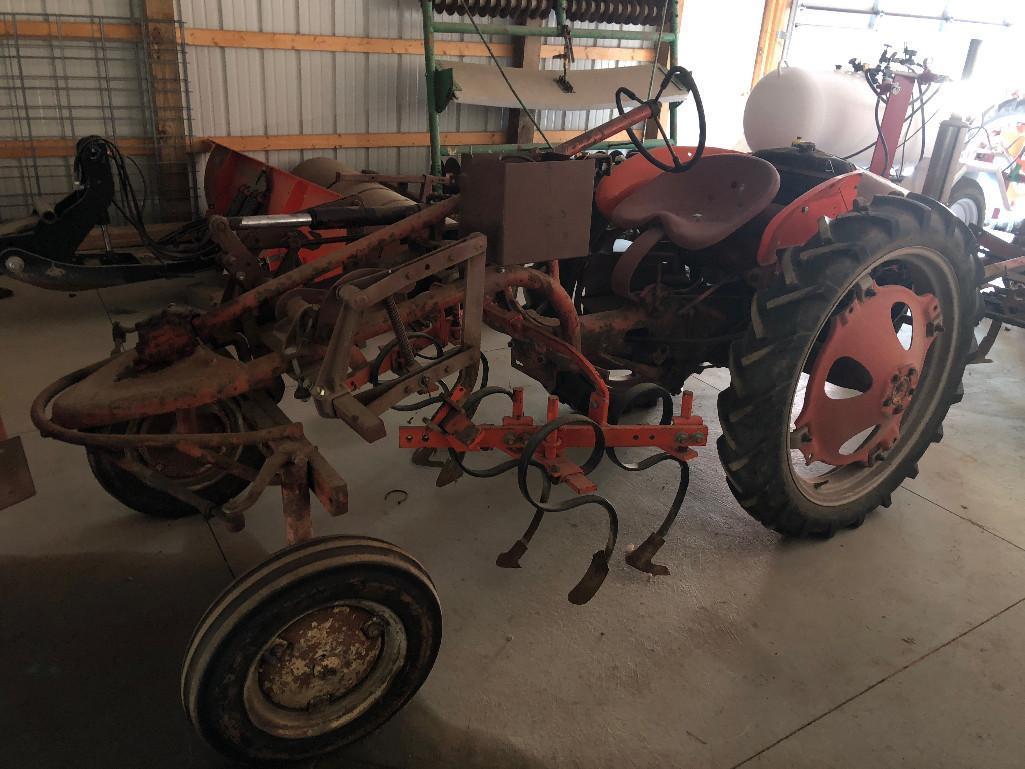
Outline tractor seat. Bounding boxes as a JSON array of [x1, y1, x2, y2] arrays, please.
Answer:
[[610, 153, 781, 250]]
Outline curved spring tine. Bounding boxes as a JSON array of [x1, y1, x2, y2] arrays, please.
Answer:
[[517, 414, 619, 604], [606, 383, 692, 576]]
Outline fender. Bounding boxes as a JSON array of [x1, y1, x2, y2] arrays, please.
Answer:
[[755, 170, 905, 266]]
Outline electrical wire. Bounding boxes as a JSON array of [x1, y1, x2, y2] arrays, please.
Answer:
[[896, 79, 927, 181], [841, 82, 942, 167], [457, 1, 553, 149]]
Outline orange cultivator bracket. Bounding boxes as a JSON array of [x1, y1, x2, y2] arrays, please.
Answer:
[[399, 384, 707, 603]]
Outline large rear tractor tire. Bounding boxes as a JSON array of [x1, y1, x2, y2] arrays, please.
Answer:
[[717, 194, 981, 537]]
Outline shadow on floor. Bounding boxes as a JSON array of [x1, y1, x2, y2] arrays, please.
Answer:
[[0, 547, 540, 769], [0, 550, 223, 768]]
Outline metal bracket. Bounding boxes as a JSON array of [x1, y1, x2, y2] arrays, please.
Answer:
[[312, 234, 487, 442]]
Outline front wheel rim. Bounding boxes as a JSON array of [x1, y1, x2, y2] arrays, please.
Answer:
[[242, 600, 407, 739]]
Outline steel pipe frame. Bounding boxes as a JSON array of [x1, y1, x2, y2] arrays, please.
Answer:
[[798, 3, 1011, 27]]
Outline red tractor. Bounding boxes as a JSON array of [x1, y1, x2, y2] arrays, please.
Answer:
[[30, 68, 980, 763]]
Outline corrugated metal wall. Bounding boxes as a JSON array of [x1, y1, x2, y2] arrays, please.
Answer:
[[175, 0, 651, 179], [4, 0, 758, 218], [1, 0, 183, 220]]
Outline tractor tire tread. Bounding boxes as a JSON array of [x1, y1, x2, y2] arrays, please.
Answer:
[[717, 194, 978, 537]]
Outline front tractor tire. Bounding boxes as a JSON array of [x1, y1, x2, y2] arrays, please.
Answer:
[[718, 194, 980, 537], [181, 536, 442, 764]]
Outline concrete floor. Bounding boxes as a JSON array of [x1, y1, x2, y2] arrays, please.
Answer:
[[2, 275, 1024, 769]]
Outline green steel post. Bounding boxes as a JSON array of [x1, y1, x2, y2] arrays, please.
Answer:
[[420, 0, 442, 175], [554, 0, 567, 27]]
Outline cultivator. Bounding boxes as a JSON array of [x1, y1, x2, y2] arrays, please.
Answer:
[[24, 52, 994, 763]]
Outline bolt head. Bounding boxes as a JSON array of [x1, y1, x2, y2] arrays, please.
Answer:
[[361, 619, 385, 639]]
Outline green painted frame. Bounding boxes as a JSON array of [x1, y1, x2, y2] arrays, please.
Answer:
[[418, 0, 679, 173]]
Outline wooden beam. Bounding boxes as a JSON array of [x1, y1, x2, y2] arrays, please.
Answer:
[[142, 0, 192, 222], [506, 16, 545, 145], [751, 0, 791, 87], [0, 137, 156, 159], [0, 21, 653, 62], [0, 18, 140, 42], [3, 130, 634, 159], [185, 28, 654, 62], [763, 0, 792, 77]]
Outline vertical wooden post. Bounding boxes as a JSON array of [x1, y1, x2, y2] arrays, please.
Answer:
[[142, 0, 192, 221], [506, 15, 544, 145], [751, 0, 791, 88]]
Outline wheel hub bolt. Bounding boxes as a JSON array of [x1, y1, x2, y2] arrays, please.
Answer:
[[361, 619, 385, 639], [262, 638, 290, 664]]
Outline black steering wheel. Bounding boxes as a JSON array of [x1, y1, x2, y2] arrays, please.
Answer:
[[615, 66, 706, 173]]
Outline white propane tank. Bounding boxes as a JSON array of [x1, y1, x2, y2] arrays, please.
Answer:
[[744, 66, 925, 170]]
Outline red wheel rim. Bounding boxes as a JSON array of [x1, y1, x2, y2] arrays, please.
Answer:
[[793, 280, 942, 467]]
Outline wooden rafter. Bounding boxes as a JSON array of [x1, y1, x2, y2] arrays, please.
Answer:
[[0, 19, 654, 63], [2, 130, 633, 159]]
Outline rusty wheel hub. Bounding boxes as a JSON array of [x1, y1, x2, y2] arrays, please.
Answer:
[[257, 604, 383, 712], [793, 280, 941, 467], [243, 600, 406, 739], [136, 408, 234, 480]]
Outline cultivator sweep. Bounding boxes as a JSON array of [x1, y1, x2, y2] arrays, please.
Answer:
[[27, 62, 990, 763]]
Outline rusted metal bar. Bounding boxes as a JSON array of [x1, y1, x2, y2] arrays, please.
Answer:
[[308, 448, 348, 516], [400, 422, 706, 452], [194, 195, 460, 336], [553, 102, 656, 157], [281, 455, 313, 544]]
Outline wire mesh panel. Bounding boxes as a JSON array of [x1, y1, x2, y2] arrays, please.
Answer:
[[0, 11, 196, 223]]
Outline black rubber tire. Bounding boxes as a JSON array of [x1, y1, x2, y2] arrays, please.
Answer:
[[181, 536, 441, 764], [86, 398, 263, 519], [947, 176, 986, 227], [717, 194, 981, 537]]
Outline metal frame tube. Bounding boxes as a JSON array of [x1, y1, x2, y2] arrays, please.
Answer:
[[798, 4, 1010, 27], [429, 21, 676, 41], [553, 102, 657, 157], [420, 0, 443, 175]]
